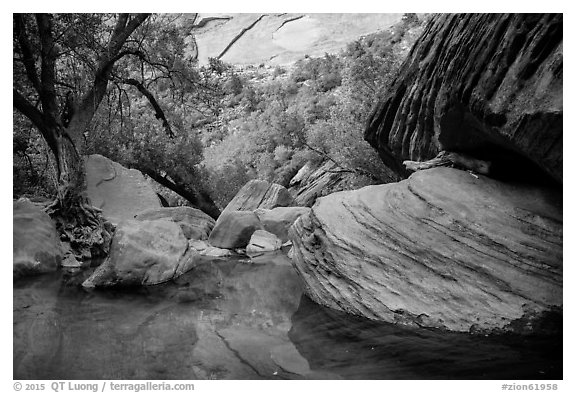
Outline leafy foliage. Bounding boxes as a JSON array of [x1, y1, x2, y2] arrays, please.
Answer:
[[14, 13, 425, 212]]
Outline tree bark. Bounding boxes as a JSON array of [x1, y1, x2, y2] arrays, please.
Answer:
[[139, 167, 221, 219]]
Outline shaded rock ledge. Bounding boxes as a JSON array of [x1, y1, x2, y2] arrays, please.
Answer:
[[289, 167, 562, 334], [365, 14, 562, 182]]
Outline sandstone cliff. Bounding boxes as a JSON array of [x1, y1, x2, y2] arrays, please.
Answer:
[[365, 14, 562, 183], [192, 13, 404, 66]]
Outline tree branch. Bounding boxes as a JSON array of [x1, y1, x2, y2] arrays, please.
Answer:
[[13, 89, 59, 161], [67, 13, 150, 142], [122, 78, 175, 138], [138, 166, 220, 219], [13, 14, 41, 94], [35, 13, 59, 120]]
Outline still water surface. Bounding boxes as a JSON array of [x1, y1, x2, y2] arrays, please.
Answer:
[[13, 252, 561, 380]]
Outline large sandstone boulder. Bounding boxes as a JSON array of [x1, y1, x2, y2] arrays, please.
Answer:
[[85, 154, 161, 225], [254, 207, 311, 242], [289, 168, 562, 334], [83, 220, 198, 287], [365, 14, 562, 182], [135, 206, 215, 240], [221, 179, 293, 215], [13, 200, 62, 278], [208, 211, 263, 249]]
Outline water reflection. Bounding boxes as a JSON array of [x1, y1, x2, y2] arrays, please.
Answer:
[[13, 253, 561, 380], [289, 295, 562, 379]]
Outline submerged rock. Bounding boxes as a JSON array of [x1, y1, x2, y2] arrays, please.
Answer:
[[254, 207, 311, 242], [246, 230, 282, 254], [136, 206, 215, 240], [365, 14, 562, 182], [85, 154, 161, 225], [289, 167, 562, 333], [208, 211, 263, 249], [13, 200, 62, 278], [83, 220, 198, 287]]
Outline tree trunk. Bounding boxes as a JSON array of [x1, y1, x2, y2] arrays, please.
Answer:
[[139, 167, 221, 219], [46, 125, 113, 261]]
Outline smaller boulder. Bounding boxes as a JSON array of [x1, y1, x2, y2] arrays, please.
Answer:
[[200, 246, 233, 258], [82, 219, 196, 287], [189, 239, 210, 252], [246, 230, 282, 253], [13, 200, 62, 278], [208, 211, 263, 249], [222, 179, 293, 214], [254, 207, 311, 242], [136, 206, 215, 240]]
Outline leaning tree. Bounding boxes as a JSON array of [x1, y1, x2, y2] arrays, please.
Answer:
[[13, 13, 220, 260]]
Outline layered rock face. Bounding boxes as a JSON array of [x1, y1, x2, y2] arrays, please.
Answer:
[[83, 220, 198, 287], [13, 200, 62, 278], [85, 154, 161, 225], [289, 168, 562, 333], [288, 161, 377, 207], [365, 14, 562, 182]]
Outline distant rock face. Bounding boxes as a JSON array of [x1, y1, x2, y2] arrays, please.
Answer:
[[289, 168, 562, 333], [254, 207, 311, 242], [208, 211, 263, 249], [85, 154, 161, 225], [13, 200, 62, 278], [365, 14, 563, 182], [222, 179, 293, 215], [83, 220, 198, 287], [192, 13, 403, 66], [136, 206, 215, 240]]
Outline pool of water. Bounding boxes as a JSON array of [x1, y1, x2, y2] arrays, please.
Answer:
[[13, 252, 562, 380]]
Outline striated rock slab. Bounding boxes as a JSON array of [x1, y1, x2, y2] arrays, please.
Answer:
[[254, 207, 311, 242], [289, 161, 348, 207], [83, 220, 198, 287], [208, 211, 263, 249], [288, 161, 376, 207], [222, 179, 293, 215], [13, 200, 62, 278], [289, 167, 562, 333], [85, 154, 161, 225], [365, 14, 563, 182], [136, 206, 215, 240], [246, 230, 282, 254]]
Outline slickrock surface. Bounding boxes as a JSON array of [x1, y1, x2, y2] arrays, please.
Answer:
[[289, 168, 562, 333]]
